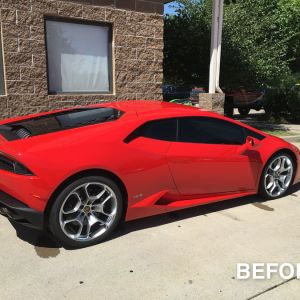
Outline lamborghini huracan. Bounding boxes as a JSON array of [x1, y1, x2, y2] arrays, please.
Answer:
[[0, 101, 299, 248]]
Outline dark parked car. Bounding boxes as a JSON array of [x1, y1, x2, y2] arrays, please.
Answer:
[[224, 88, 265, 117], [163, 85, 191, 101]]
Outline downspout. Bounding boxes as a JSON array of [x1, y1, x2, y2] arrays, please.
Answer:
[[215, 0, 224, 94], [209, 0, 224, 94], [209, 0, 219, 94]]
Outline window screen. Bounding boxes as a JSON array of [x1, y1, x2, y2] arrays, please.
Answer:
[[45, 19, 112, 94], [178, 117, 245, 145]]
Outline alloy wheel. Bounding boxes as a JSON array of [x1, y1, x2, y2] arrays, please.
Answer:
[[264, 156, 294, 198], [59, 182, 118, 241]]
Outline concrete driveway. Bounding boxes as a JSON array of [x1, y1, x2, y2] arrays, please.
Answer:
[[1, 146, 300, 300]]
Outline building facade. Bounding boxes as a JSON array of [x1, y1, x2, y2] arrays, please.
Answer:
[[0, 0, 164, 119]]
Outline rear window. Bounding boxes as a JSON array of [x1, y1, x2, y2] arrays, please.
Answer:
[[124, 118, 177, 143], [55, 108, 122, 128], [0, 107, 123, 140]]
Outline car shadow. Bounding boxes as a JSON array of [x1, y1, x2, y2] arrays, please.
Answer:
[[112, 183, 300, 240], [9, 183, 300, 250], [10, 221, 61, 248]]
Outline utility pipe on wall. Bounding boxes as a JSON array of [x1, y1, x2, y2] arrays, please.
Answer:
[[209, 0, 224, 94]]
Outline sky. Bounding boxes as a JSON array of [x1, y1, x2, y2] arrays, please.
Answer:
[[164, 1, 180, 15]]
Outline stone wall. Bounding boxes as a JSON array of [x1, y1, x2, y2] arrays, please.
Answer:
[[0, 0, 164, 119], [72, 0, 164, 14], [198, 93, 225, 115]]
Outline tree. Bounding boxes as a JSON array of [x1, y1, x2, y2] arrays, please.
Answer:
[[164, 1, 211, 87], [164, 0, 300, 89]]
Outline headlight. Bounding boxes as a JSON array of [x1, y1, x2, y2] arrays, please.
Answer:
[[0, 154, 34, 175]]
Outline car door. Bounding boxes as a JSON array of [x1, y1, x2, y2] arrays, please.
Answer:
[[122, 118, 179, 203], [167, 116, 261, 196]]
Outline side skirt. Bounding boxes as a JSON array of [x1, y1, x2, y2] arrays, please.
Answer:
[[125, 190, 256, 221]]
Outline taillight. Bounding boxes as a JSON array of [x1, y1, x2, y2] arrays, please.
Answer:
[[0, 154, 34, 175]]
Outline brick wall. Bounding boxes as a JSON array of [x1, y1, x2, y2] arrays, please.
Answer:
[[72, 0, 164, 14], [0, 0, 164, 119]]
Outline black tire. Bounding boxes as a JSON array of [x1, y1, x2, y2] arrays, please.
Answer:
[[224, 97, 234, 118], [258, 152, 295, 200], [49, 176, 124, 248], [238, 108, 250, 116]]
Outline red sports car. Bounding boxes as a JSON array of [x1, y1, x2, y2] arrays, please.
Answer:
[[0, 101, 299, 248]]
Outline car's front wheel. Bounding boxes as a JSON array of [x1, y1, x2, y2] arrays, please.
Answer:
[[49, 176, 124, 248], [238, 107, 250, 116], [259, 153, 295, 199]]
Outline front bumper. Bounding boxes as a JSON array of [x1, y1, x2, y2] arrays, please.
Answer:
[[0, 190, 43, 229]]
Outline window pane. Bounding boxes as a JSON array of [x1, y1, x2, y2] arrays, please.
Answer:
[[136, 119, 177, 141], [178, 117, 245, 145], [3, 107, 123, 140], [46, 20, 111, 93], [0, 32, 5, 95], [56, 107, 122, 128], [244, 128, 265, 141]]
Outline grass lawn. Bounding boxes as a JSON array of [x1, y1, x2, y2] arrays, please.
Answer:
[[261, 129, 297, 136]]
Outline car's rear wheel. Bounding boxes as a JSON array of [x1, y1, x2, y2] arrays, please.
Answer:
[[238, 108, 250, 116], [259, 153, 295, 199], [224, 97, 234, 118], [49, 176, 123, 248]]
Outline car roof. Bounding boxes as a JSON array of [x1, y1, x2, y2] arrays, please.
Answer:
[[108, 100, 197, 114], [0, 100, 205, 126], [105, 101, 266, 135], [0, 100, 267, 143], [105, 100, 212, 119]]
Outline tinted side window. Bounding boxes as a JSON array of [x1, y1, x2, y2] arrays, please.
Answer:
[[178, 117, 245, 145], [125, 119, 177, 142], [244, 128, 266, 141]]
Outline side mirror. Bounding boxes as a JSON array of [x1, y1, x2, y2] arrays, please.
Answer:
[[246, 136, 255, 147], [246, 136, 260, 148], [238, 136, 260, 154]]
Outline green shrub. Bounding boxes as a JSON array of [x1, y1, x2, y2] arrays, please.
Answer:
[[288, 91, 300, 123], [264, 88, 300, 123]]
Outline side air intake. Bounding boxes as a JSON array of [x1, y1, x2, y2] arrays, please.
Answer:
[[0, 154, 34, 175]]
